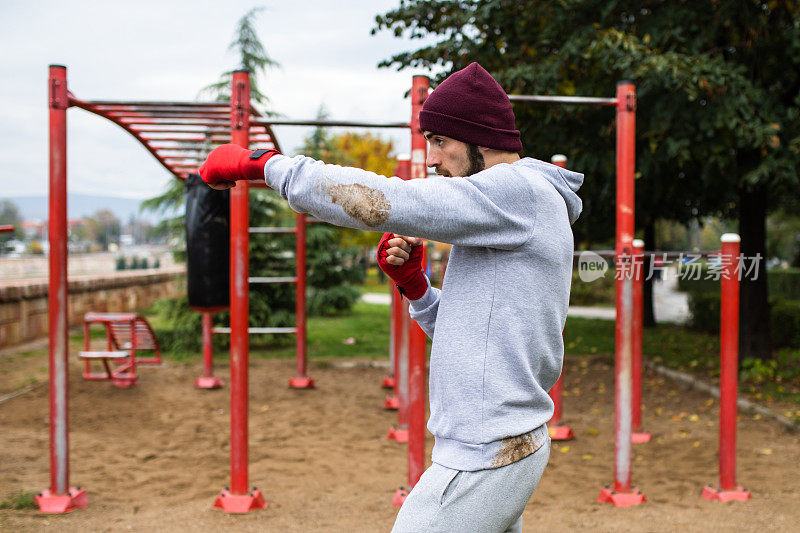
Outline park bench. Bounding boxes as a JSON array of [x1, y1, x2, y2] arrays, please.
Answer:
[[78, 312, 161, 387]]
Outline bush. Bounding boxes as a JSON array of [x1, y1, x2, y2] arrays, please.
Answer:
[[308, 284, 362, 316], [772, 299, 800, 348], [770, 269, 800, 301], [679, 266, 800, 301], [569, 270, 615, 306], [130, 256, 140, 269], [116, 256, 127, 270], [688, 292, 721, 334], [689, 293, 800, 348]]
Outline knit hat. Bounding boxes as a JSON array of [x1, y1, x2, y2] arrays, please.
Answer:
[[419, 62, 522, 152]]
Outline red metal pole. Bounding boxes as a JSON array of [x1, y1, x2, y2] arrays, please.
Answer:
[[702, 234, 750, 502], [388, 297, 410, 442], [599, 81, 645, 507], [196, 312, 223, 389], [394, 77, 429, 507], [385, 156, 411, 409], [214, 70, 267, 512], [548, 155, 574, 441], [289, 212, 314, 388], [408, 75, 429, 488], [37, 65, 87, 514], [631, 239, 650, 443]]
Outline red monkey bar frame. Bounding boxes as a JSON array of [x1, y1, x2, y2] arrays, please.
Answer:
[[631, 239, 651, 443], [702, 234, 750, 502], [548, 154, 575, 442]]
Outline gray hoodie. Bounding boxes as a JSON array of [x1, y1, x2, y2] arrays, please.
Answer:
[[263, 154, 583, 471]]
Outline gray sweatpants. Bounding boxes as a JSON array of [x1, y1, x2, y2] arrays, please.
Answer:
[[392, 434, 551, 532]]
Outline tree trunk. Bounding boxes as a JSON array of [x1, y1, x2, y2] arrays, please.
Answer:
[[643, 220, 657, 328], [738, 184, 772, 360]]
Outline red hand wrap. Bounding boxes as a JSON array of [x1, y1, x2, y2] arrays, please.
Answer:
[[198, 144, 279, 185], [377, 232, 428, 300]]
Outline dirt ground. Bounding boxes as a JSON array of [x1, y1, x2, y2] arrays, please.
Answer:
[[1, 353, 799, 532]]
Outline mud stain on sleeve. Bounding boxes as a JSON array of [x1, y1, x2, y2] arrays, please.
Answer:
[[316, 179, 391, 227], [491, 431, 546, 468]]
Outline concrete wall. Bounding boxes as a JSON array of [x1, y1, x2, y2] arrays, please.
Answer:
[[0, 267, 185, 348]]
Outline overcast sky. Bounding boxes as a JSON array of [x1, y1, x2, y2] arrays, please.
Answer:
[[0, 0, 439, 200]]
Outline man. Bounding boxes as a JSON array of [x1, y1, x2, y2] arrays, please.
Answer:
[[200, 62, 583, 532]]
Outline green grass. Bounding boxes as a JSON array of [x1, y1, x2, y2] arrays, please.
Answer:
[[564, 316, 800, 408], [565, 316, 719, 372], [0, 490, 37, 510], [251, 301, 391, 360], [359, 267, 392, 294]]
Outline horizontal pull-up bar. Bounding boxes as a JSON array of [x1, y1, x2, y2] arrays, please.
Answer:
[[509, 95, 617, 106], [574, 249, 723, 259], [85, 100, 228, 108], [252, 119, 410, 129]]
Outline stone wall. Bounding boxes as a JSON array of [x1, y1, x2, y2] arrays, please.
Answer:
[[0, 267, 185, 348]]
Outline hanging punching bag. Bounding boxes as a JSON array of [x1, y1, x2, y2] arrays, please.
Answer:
[[185, 173, 229, 310]]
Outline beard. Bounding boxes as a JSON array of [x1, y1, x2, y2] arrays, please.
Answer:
[[466, 144, 486, 176], [435, 144, 486, 177]]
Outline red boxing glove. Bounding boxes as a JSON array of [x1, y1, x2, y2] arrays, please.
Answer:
[[377, 232, 428, 300], [198, 144, 279, 185]]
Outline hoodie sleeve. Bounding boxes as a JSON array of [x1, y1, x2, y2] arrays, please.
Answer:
[[407, 282, 440, 339], [263, 154, 537, 250]]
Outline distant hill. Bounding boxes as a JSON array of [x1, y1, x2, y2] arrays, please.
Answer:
[[7, 194, 177, 223]]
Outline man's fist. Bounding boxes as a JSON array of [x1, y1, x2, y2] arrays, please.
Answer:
[[377, 233, 427, 300], [198, 144, 279, 188]]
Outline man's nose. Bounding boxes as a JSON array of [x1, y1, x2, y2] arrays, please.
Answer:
[[426, 149, 440, 168]]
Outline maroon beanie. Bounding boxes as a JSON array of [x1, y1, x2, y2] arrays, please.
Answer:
[[419, 62, 522, 152]]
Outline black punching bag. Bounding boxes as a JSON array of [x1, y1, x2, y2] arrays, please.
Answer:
[[185, 173, 229, 310]]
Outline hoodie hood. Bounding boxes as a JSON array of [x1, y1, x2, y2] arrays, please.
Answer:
[[515, 158, 584, 225]]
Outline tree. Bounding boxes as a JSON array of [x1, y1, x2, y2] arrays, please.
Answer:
[[0, 200, 23, 252], [83, 209, 121, 251], [373, 0, 800, 360], [198, 7, 279, 110]]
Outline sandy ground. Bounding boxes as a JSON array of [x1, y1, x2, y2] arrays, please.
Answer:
[[1, 354, 799, 532]]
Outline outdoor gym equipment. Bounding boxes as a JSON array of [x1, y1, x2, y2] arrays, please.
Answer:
[[41, 64, 431, 514], [78, 312, 161, 387]]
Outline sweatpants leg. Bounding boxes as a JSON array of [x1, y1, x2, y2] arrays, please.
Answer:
[[392, 437, 550, 533]]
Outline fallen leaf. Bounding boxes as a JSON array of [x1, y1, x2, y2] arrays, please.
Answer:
[[560, 446, 570, 453], [588, 428, 599, 436], [342, 337, 356, 345], [704, 398, 714, 406], [581, 454, 593, 460], [689, 414, 700, 422], [693, 441, 700, 448], [758, 448, 773, 456]]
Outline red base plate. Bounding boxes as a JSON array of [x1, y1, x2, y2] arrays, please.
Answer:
[[701, 484, 751, 502], [548, 425, 575, 441], [195, 376, 224, 389], [598, 486, 646, 507], [213, 488, 268, 513], [35, 487, 88, 514], [383, 396, 399, 410], [632, 432, 652, 443], [112, 377, 137, 388], [381, 376, 396, 389], [387, 426, 409, 442], [392, 487, 408, 507], [288, 376, 315, 389]]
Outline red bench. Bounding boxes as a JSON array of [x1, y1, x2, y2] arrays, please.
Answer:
[[78, 312, 161, 387]]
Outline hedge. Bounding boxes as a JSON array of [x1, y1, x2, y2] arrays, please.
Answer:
[[679, 266, 800, 300], [688, 292, 800, 348]]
